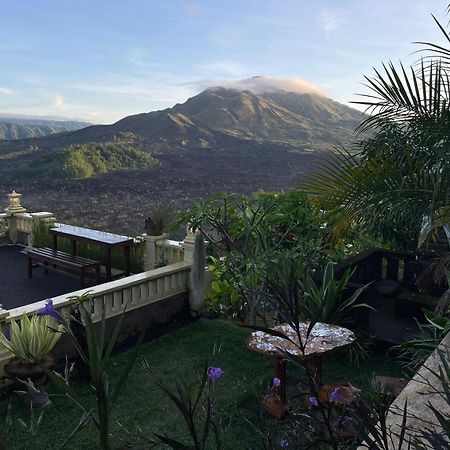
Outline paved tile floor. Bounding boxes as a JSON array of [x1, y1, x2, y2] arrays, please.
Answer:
[[0, 245, 81, 309]]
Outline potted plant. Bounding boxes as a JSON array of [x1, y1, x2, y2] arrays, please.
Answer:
[[0, 305, 62, 383]]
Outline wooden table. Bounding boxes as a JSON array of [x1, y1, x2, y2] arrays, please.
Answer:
[[246, 322, 355, 417], [50, 225, 134, 281]]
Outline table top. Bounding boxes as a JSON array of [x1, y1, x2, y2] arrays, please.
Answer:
[[246, 322, 355, 358], [50, 225, 133, 246]]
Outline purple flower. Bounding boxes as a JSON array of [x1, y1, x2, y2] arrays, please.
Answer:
[[207, 366, 223, 384], [280, 439, 289, 447], [334, 415, 351, 431], [309, 396, 319, 407], [37, 299, 62, 321], [272, 377, 281, 388], [329, 387, 342, 403]]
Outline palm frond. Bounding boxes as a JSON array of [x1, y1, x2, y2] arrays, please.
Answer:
[[303, 148, 450, 243], [353, 61, 450, 133]]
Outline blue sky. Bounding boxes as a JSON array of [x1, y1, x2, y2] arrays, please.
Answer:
[[0, 0, 448, 123]]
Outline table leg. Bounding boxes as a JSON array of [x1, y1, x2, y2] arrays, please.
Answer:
[[263, 356, 288, 418], [95, 264, 100, 284], [124, 245, 130, 276], [274, 355, 287, 404], [106, 247, 112, 280]]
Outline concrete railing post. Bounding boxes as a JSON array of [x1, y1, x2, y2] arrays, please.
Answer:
[[182, 225, 198, 263], [144, 233, 169, 270], [0, 305, 11, 372], [4, 190, 26, 244]]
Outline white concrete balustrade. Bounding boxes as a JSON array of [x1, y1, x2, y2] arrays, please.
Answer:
[[0, 261, 192, 371], [143, 234, 185, 269], [156, 239, 184, 264]]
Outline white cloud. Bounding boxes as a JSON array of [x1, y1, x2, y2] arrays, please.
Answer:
[[51, 94, 65, 109], [0, 87, 13, 95], [192, 76, 326, 96], [318, 10, 344, 39]]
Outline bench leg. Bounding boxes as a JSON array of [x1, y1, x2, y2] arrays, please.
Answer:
[[95, 265, 100, 284], [106, 248, 112, 280], [28, 256, 33, 278], [124, 245, 131, 276]]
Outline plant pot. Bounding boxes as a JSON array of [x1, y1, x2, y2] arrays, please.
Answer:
[[22, 389, 52, 409], [4, 355, 54, 385]]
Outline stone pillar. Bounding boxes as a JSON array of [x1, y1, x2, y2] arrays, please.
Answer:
[[4, 191, 26, 244], [144, 233, 169, 270], [182, 225, 198, 263]]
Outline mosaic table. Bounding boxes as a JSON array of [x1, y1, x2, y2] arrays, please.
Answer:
[[246, 322, 355, 417]]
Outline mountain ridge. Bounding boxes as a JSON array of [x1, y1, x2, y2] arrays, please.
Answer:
[[0, 87, 363, 158], [0, 118, 91, 141]]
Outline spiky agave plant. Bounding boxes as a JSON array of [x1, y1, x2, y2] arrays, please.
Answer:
[[0, 314, 62, 364]]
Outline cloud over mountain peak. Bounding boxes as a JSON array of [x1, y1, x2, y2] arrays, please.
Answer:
[[207, 76, 325, 97]]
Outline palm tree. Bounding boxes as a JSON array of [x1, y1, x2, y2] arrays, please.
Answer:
[[304, 12, 450, 251]]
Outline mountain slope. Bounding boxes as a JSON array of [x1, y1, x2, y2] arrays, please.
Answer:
[[172, 88, 363, 145], [0, 85, 364, 171], [0, 118, 90, 140]]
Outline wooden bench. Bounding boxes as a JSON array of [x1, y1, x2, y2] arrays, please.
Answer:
[[27, 247, 101, 288]]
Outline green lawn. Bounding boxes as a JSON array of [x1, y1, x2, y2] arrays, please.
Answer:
[[0, 319, 404, 449]]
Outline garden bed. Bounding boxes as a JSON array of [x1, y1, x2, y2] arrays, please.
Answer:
[[0, 319, 404, 449]]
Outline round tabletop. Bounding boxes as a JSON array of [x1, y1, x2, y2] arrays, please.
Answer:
[[246, 322, 355, 358]]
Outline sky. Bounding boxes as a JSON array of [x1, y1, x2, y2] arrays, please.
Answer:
[[0, 0, 448, 124]]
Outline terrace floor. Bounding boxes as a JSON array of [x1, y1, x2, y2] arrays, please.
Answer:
[[0, 244, 82, 309]]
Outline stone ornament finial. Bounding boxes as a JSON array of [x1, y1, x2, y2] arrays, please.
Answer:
[[5, 190, 26, 214], [185, 224, 200, 241]]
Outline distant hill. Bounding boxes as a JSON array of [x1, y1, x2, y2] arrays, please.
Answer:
[[0, 117, 90, 140], [17, 140, 159, 179]]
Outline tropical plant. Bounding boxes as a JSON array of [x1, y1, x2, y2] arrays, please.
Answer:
[[138, 354, 224, 450], [174, 191, 324, 324], [304, 15, 450, 250], [0, 314, 62, 364], [145, 201, 175, 236], [38, 292, 142, 450], [204, 258, 241, 319], [300, 262, 371, 326]]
